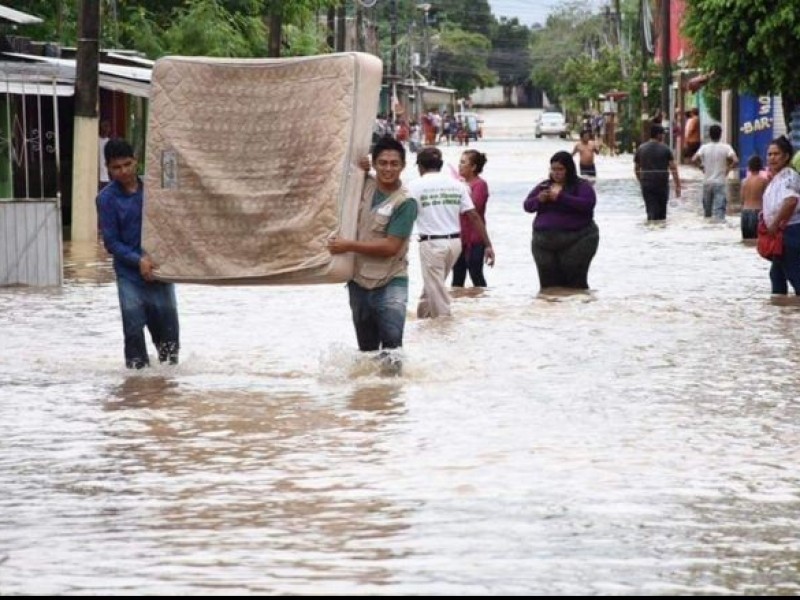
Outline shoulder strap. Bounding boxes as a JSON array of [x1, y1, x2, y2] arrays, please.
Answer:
[[383, 185, 408, 209]]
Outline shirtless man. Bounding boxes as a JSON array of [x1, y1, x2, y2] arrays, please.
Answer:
[[684, 108, 700, 162], [740, 154, 768, 240], [572, 130, 599, 180]]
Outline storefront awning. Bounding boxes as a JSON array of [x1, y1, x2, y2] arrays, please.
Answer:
[[1, 52, 152, 98], [686, 72, 713, 92], [0, 6, 43, 25]]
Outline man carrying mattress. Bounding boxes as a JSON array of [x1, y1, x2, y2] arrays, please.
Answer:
[[327, 136, 418, 375], [98, 138, 180, 369]]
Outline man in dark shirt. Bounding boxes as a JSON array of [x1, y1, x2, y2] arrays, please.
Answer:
[[634, 124, 682, 222], [97, 138, 180, 369]]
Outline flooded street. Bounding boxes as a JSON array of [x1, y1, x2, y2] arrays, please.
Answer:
[[2, 109, 800, 594]]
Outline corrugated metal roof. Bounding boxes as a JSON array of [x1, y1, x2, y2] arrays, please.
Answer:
[[0, 5, 43, 25], [1, 52, 152, 97], [0, 81, 73, 96], [104, 51, 155, 68]]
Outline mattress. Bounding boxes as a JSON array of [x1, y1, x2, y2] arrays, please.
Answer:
[[141, 52, 383, 284]]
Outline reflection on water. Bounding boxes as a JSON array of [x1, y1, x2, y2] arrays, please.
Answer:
[[2, 138, 800, 594], [63, 240, 115, 285]]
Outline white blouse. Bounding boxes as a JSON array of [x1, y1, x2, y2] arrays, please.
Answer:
[[763, 166, 800, 228]]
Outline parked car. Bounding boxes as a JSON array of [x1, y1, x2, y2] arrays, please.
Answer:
[[454, 111, 484, 140], [535, 110, 568, 139]]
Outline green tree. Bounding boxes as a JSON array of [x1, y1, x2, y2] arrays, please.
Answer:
[[488, 17, 531, 105], [12, 0, 338, 58], [160, 0, 266, 57], [529, 3, 605, 105], [8, 0, 79, 44], [430, 28, 495, 97], [682, 0, 800, 119], [432, 0, 494, 38], [559, 47, 624, 114]]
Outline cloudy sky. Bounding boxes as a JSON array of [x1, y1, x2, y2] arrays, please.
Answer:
[[487, 0, 606, 26], [487, 0, 555, 25]]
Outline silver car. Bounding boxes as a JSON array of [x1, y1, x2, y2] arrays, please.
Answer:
[[535, 111, 568, 139]]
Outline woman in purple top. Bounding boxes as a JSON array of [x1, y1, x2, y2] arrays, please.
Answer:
[[452, 150, 489, 287], [523, 150, 599, 290]]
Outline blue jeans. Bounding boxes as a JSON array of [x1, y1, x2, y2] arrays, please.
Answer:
[[117, 277, 180, 368], [451, 244, 487, 287], [769, 223, 800, 295], [702, 182, 727, 219], [347, 281, 407, 351]]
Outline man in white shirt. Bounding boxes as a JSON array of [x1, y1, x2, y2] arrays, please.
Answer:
[[98, 120, 111, 192], [406, 147, 495, 318], [692, 124, 739, 221]]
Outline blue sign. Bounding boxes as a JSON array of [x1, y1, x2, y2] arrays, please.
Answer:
[[738, 94, 774, 179]]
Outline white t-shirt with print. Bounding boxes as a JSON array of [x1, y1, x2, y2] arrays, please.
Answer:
[[406, 171, 474, 236], [763, 167, 800, 228]]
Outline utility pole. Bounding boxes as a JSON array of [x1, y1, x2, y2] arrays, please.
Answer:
[[355, 1, 363, 52], [268, 7, 282, 57], [336, 3, 345, 52], [70, 0, 99, 243], [420, 4, 431, 78], [389, 0, 398, 123], [614, 0, 627, 78], [660, 0, 670, 122], [326, 6, 335, 50]]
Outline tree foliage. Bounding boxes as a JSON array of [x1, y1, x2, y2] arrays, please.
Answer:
[[430, 28, 495, 97], [11, 0, 337, 58], [160, 0, 267, 57], [559, 47, 623, 113], [529, 3, 605, 103], [489, 17, 531, 87], [682, 0, 800, 102], [431, 0, 494, 38], [11, 0, 535, 97]]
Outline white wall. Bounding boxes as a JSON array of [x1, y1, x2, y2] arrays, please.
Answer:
[[470, 86, 512, 107]]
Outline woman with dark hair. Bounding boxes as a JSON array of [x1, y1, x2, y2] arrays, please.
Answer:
[[452, 150, 490, 287], [762, 136, 800, 295], [523, 150, 599, 290]]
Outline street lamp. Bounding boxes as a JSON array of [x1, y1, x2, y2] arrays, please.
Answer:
[[416, 3, 431, 73], [410, 3, 433, 120]]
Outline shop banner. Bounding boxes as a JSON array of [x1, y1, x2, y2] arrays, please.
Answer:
[[738, 94, 774, 179]]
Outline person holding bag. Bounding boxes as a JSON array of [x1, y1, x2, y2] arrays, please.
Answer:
[[761, 136, 800, 295]]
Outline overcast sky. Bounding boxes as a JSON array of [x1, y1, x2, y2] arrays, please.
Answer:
[[487, 0, 605, 26], [487, 0, 554, 25]]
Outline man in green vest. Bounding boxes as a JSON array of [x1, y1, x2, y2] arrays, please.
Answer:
[[327, 136, 418, 375]]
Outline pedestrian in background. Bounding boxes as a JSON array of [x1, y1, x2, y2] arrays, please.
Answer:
[[634, 124, 681, 222], [452, 150, 490, 288], [740, 155, 768, 240], [407, 147, 494, 318], [572, 129, 599, 180], [684, 108, 701, 161], [691, 124, 738, 221], [97, 119, 111, 192]]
